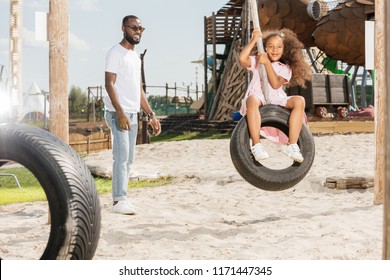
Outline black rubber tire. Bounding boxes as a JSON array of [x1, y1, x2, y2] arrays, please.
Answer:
[[230, 105, 315, 191], [0, 124, 101, 259]]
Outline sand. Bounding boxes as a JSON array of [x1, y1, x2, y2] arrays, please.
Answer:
[[0, 133, 383, 259]]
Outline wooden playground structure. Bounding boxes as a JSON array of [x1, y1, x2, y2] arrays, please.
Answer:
[[203, 0, 374, 121]]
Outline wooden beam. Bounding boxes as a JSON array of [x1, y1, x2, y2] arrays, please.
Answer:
[[48, 0, 69, 143], [382, 0, 390, 260], [375, 0, 384, 205]]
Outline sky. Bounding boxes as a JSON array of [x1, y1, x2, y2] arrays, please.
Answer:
[[0, 0, 229, 96]]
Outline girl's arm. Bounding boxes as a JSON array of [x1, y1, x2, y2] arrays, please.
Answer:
[[258, 54, 287, 89], [239, 28, 261, 68]]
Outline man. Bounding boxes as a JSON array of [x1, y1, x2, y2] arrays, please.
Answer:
[[104, 15, 161, 215]]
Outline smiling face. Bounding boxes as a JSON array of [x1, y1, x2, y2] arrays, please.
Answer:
[[122, 17, 144, 46], [265, 35, 284, 62]]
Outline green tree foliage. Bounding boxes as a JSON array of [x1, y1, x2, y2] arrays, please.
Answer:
[[69, 85, 87, 114]]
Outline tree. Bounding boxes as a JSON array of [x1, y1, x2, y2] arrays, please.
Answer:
[[68, 85, 87, 114]]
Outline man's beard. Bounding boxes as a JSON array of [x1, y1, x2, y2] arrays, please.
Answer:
[[124, 33, 140, 45]]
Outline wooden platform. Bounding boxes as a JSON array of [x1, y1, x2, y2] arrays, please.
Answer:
[[308, 118, 374, 134]]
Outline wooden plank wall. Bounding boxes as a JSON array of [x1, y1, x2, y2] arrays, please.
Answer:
[[69, 132, 111, 154], [308, 120, 374, 134]]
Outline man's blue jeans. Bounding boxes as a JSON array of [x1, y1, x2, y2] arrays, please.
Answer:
[[105, 111, 138, 201]]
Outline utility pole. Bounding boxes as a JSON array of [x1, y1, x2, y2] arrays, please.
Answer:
[[48, 0, 69, 142]]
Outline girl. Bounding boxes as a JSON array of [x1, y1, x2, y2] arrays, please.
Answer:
[[239, 28, 312, 163]]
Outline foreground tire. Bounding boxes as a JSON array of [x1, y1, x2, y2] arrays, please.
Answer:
[[230, 105, 315, 191], [0, 124, 101, 259]]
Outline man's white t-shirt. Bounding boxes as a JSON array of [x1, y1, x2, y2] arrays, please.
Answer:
[[104, 43, 141, 113]]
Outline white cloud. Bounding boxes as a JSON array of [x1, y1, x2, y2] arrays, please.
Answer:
[[23, 27, 48, 48], [23, 0, 49, 9], [69, 32, 89, 51], [21, 27, 89, 51], [72, 0, 100, 12], [0, 37, 8, 47]]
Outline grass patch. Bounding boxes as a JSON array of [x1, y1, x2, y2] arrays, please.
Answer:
[[0, 186, 47, 205], [0, 167, 45, 205], [93, 176, 173, 195], [150, 131, 231, 142], [0, 167, 173, 206]]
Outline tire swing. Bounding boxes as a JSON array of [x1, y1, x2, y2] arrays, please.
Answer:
[[0, 124, 101, 259], [229, 0, 315, 191], [230, 104, 315, 191]]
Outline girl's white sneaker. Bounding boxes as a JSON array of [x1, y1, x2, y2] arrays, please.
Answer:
[[251, 143, 269, 162], [282, 143, 304, 163]]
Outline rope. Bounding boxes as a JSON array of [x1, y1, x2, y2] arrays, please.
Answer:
[[249, 0, 270, 103]]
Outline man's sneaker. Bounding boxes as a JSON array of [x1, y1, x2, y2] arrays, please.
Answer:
[[251, 143, 269, 162], [282, 143, 304, 163], [111, 200, 136, 215]]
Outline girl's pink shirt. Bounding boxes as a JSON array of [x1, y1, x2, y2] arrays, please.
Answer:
[[240, 56, 292, 116]]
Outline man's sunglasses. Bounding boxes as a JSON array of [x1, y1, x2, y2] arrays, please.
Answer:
[[125, 25, 145, 33]]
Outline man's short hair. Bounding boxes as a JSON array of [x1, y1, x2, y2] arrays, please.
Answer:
[[122, 15, 139, 26]]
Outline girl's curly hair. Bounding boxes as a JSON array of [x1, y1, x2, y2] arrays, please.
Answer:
[[262, 28, 312, 88]]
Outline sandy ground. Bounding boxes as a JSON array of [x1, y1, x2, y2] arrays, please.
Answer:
[[0, 133, 383, 259]]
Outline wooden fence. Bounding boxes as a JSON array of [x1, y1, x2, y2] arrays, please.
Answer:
[[69, 127, 149, 154], [69, 132, 111, 154]]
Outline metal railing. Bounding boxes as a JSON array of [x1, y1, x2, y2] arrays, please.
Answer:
[[146, 83, 204, 116]]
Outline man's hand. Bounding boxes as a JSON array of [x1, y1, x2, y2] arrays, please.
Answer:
[[149, 117, 161, 136], [118, 113, 131, 130]]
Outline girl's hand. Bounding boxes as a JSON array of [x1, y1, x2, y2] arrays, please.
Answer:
[[257, 52, 270, 65], [251, 28, 262, 42]]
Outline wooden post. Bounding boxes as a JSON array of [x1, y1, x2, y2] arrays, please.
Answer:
[[187, 85, 190, 114], [165, 83, 169, 115], [212, 13, 217, 118], [9, 0, 23, 118], [48, 0, 69, 143], [140, 50, 150, 144], [382, 0, 390, 260], [86, 88, 90, 121], [87, 137, 90, 154], [375, 0, 384, 206], [203, 16, 208, 119], [174, 82, 177, 114]]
